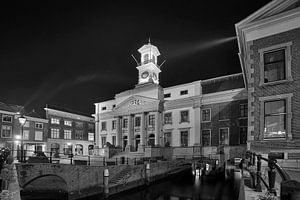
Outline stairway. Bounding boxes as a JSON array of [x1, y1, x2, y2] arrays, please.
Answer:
[[109, 165, 132, 185]]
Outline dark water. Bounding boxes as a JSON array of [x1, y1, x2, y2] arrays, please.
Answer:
[[105, 171, 236, 200]]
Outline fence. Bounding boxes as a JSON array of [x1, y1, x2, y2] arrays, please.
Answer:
[[244, 151, 300, 199]]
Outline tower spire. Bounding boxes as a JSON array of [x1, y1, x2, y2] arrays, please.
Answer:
[[148, 37, 151, 44]]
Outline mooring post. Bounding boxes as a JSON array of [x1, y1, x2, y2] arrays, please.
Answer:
[[268, 159, 277, 196], [50, 151, 52, 163], [256, 154, 262, 192], [88, 156, 90, 166], [145, 162, 151, 185], [103, 168, 109, 198]]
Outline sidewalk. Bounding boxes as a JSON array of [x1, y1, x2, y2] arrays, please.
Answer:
[[242, 171, 267, 200]]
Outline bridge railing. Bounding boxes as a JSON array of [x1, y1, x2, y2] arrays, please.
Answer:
[[244, 151, 300, 199]]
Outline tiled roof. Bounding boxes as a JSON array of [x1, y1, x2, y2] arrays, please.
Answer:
[[45, 104, 92, 117], [0, 102, 23, 113]]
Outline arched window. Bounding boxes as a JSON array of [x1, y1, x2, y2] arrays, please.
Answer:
[[148, 134, 155, 147], [88, 145, 94, 155], [63, 144, 73, 155], [75, 144, 83, 155], [51, 143, 60, 158]]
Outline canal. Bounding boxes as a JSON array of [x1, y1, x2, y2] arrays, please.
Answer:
[[88, 170, 237, 200]]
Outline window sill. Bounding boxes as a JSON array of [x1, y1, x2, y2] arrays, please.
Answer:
[[179, 121, 190, 124], [238, 117, 248, 120], [259, 78, 293, 87], [219, 119, 229, 122], [201, 120, 211, 123]]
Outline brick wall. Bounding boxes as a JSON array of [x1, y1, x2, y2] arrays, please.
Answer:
[[248, 27, 300, 151]]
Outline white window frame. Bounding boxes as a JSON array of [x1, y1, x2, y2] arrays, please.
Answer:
[[35, 122, 43, 129], [2, 115, 13, 123], [259, 93, 293, 140], [64, 120, 72, 126], [51, 128, 60, 138], [239, 103, 248, 118], [202, 108, 211, 122], [259, 42, 293, 86], [219, 127, 229, 146], [202, 129, 211, 146], [164, 112, 172, 125], [180, 110, 189, 123], [23, 130, 30, 140], [180, 129, 189, 147], [35, 131, 43, 141], [64, 129, 72, 139], [101, 121, 107, 131], [1, 125, 12, 138], [51, 118, 60, 124], [88, 132, 94, 141], [112, 120, 116, 130]]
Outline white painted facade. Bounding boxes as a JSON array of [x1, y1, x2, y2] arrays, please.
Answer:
[[94, 42, 247, 154]]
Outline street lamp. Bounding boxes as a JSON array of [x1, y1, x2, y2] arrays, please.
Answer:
[[18, 115, 27, 163]]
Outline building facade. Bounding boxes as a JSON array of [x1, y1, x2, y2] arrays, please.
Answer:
[[94, 42, 248, 159], [44, 106, 95, 157], [236, 0, 300, 159]]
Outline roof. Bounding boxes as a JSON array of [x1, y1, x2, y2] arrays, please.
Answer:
[[45, 104, 92, 118], [0, 102, 23, 113]]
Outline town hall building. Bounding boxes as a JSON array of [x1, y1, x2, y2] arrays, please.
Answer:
[[94, 41, 248, 160]]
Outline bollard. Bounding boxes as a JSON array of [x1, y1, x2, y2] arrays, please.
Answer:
[[50, 151, 52, 163], [103, 168, 109, 198], [103, 157, 106, 166], [88, 156, 90, 166], [134, 158, 136, 165], [70, 154, 73, 165], [145, 162, 151, 185], [256, 154, 262, 192], [126, 157, 129, 165], [268, 159, 277, 196], [252, 153, 256, 167], [116, 158, 118, 165]]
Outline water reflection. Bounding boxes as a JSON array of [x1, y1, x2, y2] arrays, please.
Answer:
[[108, 171, 235, 200]]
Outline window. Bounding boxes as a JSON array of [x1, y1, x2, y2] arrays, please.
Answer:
[[148, 115, 155, 127], [64, 129, 72, 139], [88, 133, 94, 141], [101, 107, 107, 111], [135, 117, 141, 127], [202, 109, 211, 122], [112, 120, 116, 130], [143, 54, 149, 64], [2, 115, 12, 123], [180, 90, 188, 95], [240, 104, 248, 118], [264, 49, 285, 83], [75, 122, 83, 129], [51, 118, 60, 124], [35, 131, 43, 141], [51, 128, 60, 138], [88, 123, 94, 131], [164, 132, 171, 146], [180, 131, 189, 147], [164, 93, 171, 98], [35, 122, 43, 129], [63, 144, 72, 155], [202, 130, 211, 146], [112, 104, 116, 108], [75, 144, 83, 155], [23, 130, 29, 140], [180, 110, 189, 123], [219, 105, 229, 120], [148, 134, 155, 147], [101, 136, 107, 148], [240, 127, 247, 144], [123, 118, 128, 128], [219, 128, 229, 145], [101, 121, 107, 131], [51, 143, 60, 158], [1, 125, 12, 138], [112, 136, 116, 146], [88, 145, 94, 155], [264, 100, 286, 139], [75, 130, 83, 140], [64, 120, 72, 126], [164, 113, 172, 124]]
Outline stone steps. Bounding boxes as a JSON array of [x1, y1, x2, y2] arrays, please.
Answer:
[[109, 166, 132, 185]]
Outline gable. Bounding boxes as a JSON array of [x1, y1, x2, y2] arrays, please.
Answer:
[[113, 95, 161, 115]]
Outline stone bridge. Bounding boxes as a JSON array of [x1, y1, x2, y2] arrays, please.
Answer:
[[15, 159, 205, 199]]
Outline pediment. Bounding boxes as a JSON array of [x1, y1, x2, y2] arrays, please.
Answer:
[[113, 95, 161, 115], [237, 0, 300, 27]]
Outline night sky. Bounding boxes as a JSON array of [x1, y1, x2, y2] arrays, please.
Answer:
[[0, 0, 271, 116]]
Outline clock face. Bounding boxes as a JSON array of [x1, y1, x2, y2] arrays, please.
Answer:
[[141, 71, 149, 79], [153, 73, 157, 80]]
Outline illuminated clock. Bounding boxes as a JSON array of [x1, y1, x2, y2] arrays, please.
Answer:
[[141, 71, 149, 79], [153, 73, 157, 80]]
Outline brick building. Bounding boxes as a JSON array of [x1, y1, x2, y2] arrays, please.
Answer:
[[94, 41, 248, 160], [236, 0, 300, 159], [44, 105, 95, 158]]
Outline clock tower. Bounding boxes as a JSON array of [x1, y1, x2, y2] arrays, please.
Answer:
[[136, 40, 161, 85]]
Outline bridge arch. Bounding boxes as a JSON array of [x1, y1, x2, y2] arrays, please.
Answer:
[[22, 174, 68, 192]]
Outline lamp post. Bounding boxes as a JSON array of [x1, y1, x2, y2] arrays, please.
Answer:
[[18, 115, 27, 163]]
